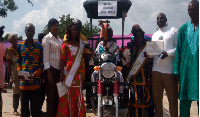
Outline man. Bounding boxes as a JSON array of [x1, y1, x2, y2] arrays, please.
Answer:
[[151, 13, 178, 117], [0, 26, 6, 117], [95, 27, 119, 54], [131, 24, 151, 44], [38, 33, 46, 44], [173, 1, 199, 117], [17, 23, 44, 117]]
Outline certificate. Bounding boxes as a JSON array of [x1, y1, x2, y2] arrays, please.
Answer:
[[146, 41, 164, 56], [56, 82, 68, 98], [18, 71, 30, 80]]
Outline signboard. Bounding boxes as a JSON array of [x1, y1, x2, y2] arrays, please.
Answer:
[[98, 1, 117, 16]]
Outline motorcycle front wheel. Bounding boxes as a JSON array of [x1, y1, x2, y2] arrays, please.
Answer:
[[103, 105, 113, 117]]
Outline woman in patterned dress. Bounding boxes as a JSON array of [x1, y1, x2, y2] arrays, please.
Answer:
[[128, 29, 154, 117], [6, 34, 20, 116], [57, 23, 88, 117]]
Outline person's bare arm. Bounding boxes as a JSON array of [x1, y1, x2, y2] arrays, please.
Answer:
[[59, 60, 65, 82]]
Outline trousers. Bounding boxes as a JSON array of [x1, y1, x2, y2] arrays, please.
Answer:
[[152, 71, 178, 117]]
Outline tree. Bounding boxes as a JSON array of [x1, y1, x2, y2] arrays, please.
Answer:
[[81, 21, 101, 37], [1, 33, 22, 42], [42, 14, 101, 38], [18, 36, 22, 40], [0, 0, 32, 18], [1, 33, 9, 42]]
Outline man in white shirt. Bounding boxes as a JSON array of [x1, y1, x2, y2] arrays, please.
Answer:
[[151, 13, 178, 117]]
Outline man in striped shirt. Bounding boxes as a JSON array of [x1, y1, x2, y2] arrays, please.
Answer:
[[17, 23, 44, 117]]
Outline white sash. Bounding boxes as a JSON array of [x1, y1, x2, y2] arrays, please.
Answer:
[[108, 41, 118, 53], [65, 40, 85, 87], [126, 47, 148, 82]]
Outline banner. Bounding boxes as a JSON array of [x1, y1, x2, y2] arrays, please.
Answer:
[[98, 1, 117, 16]]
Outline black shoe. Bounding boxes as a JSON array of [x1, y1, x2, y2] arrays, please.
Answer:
[[41, 111, 46, 115], [86, 104, 92, 108], [2, 88, 7, 93]]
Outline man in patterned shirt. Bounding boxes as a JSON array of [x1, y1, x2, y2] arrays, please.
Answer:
[[17, 23, 44, 117]]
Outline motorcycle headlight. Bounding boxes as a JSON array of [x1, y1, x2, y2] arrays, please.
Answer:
[[101, 62, 115, 78]]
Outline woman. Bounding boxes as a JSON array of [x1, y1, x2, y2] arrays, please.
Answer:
[[128, 29, 154, 117], [0, 26, 6, 116], [42, 18, 62, 117], [57, 23, 87, 117], [6, 34, 20, 116]]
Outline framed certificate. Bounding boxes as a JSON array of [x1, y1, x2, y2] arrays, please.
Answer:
[[146, 41, 164, 56]]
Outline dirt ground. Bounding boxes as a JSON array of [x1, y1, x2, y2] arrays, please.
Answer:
[[2, 89, 198, 117]]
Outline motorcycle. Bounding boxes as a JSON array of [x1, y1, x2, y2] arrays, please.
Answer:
[[84, 41, 129, 117], [96, 51, 122, 117]]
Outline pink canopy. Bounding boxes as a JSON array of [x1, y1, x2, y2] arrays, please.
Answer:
[[88, 34, 152, 48]]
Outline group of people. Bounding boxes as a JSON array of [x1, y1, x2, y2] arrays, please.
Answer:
[[0, 0, 198, 117], [0, 18, 89, 117], [125, 1, 199, 117]]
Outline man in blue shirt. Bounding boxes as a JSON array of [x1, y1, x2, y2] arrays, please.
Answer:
[[131, 24, 151, 45]]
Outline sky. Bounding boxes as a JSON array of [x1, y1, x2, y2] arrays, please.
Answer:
[[1, 0, 191, 39]]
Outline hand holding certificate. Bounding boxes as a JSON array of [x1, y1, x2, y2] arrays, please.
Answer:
[[145, 41, 164, 56], [56, 82, 68, 98], [18, 71, 30, 80]]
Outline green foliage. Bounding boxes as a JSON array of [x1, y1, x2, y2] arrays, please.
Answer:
[[42, 14, 101, 38], [0, 0, 18, 17], [18, 36, 22, 40], [81, 21, 101, 37], [1, 34, 22, 42], [1, 33, 9, 42], [58, 14, 74, 38], [0, 0, 32, 18]]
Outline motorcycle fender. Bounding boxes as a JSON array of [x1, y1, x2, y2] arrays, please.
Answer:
[[102, 96, 113, 105]]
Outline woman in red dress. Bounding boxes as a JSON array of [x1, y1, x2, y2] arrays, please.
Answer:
[[57, 23, 88, 117]]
